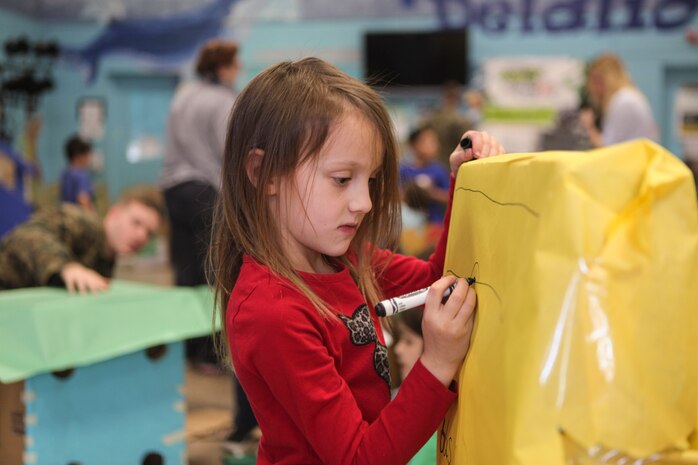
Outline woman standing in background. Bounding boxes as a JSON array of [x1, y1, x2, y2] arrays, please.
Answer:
[[160, 39, 259, 454], [580, 53, 658, 147], [160, 39, 240, 290]]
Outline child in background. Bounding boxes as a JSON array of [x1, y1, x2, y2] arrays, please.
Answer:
[[210, 57, 505, 465], [400, 126, 450, 226], [60, 135, 94, 211], [399, 126, 451, 257], [394, 309, 435, 465]]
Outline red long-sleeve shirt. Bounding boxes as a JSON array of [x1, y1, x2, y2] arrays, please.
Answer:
[[227, 180, 457, 465]]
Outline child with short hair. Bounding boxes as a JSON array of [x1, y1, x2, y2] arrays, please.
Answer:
[[60, 134, 95, 211], [210, 57, 505, 465]]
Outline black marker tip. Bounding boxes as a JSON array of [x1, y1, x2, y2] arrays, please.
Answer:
[[460, 137, 472, 150], [466, 277, 476, 285], [375, 302, 387, 317]]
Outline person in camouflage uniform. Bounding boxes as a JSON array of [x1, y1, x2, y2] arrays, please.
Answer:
[[0, 187, 164, 293]]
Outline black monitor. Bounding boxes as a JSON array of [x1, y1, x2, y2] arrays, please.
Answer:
[[363, 29, 468, 88]]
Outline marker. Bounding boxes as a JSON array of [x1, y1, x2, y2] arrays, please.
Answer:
[[460, 137, 472, 150], [374, 277, 476, 317]]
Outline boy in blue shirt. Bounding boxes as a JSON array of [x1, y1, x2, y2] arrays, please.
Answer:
[[399, 125, 452, 257], [399, 126, 451, 225], [60, 135, 95, 211]]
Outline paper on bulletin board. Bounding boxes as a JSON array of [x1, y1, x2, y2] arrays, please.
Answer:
[[437, 140, 698, 465], [484, 56, 585, 110]]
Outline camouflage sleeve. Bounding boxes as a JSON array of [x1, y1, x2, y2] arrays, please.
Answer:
[[0, 205, 106, 289], [0, 227, 72, 287]]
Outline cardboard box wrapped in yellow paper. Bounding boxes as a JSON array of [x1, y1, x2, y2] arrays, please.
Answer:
[[438, 139, 698, 465]]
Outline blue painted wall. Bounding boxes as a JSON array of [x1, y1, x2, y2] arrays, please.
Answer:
[[1, 4, 696, 200], [0, 8, 37, 47], [0, 8, 40, 143]]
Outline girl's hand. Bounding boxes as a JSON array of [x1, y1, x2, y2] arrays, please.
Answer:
[[449, 130, 506, 177], [420, 275, 477, 386]]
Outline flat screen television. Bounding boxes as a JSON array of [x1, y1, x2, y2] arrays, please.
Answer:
[[363, 29, 468, 87]]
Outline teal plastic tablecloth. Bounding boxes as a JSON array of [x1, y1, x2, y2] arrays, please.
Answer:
[[0, 281, 217, 382]]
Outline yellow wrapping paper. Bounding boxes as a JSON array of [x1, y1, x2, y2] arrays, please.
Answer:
[[437, 140, 698, 465]]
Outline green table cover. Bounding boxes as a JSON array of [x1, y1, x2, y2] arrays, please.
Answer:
[[0, 281, 217, 382]]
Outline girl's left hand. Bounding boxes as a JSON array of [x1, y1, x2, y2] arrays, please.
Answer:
[[449, 130, 506, 177]]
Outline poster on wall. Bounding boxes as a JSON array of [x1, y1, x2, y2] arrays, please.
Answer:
[[480, 56, 586, 153], [77, 97, 106, 142], [76, 97, 106, 172], [484, 56, 584, 109]]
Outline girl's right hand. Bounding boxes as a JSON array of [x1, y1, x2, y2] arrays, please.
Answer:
[[420, 275, 476, 386]]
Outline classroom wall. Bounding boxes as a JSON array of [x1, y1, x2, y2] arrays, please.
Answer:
[[0, 8, 41, 143], [0, 2, 696, 200], [0, 9, 38, 54], [0, 10, 38, 56]]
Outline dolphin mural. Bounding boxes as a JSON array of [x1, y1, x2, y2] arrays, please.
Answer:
[[61, 0, 237, 83]]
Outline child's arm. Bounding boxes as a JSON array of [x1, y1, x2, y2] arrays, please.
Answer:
[[76, 191, 94, 211], [376, 130, 505, 295], [380, 131, 504, 387], [383, 132, 503, 387], [0, 209, 109, 292], [426, 184, 449, 205], [375, 177, 454, 293], [76, 170, 95, 211], [232, 293, 456, 465]]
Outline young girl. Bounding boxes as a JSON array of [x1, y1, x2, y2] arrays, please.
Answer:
[[210, 57, 505, 465]]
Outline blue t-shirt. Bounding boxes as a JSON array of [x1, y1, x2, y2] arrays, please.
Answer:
[[60, 167, 94, 205], [399, 162, 450, 224]]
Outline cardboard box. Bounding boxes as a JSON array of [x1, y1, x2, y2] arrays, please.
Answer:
[[0, 342, 185, 465], [0, 380, 24, 464]]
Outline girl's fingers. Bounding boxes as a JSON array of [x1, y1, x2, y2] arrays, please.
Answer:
[[452, 284, 477, 327], [450, 130, 506, 174], [463, 130, 482, 158], [441, 278, 470, 319], [425, 275, 458, 311], [479, 133, 492, 158], [76, 277, 87, 294], [464, 130, 489, 159], [425, 277, 476, 322], [462, 130, 507, 159]]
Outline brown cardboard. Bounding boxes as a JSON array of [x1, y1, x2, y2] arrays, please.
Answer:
[[0, 381, 24, 465]]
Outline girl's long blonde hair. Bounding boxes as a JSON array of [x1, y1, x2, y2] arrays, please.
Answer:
[[587, 53, 633, 113], [209, 58, 402, 363]]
